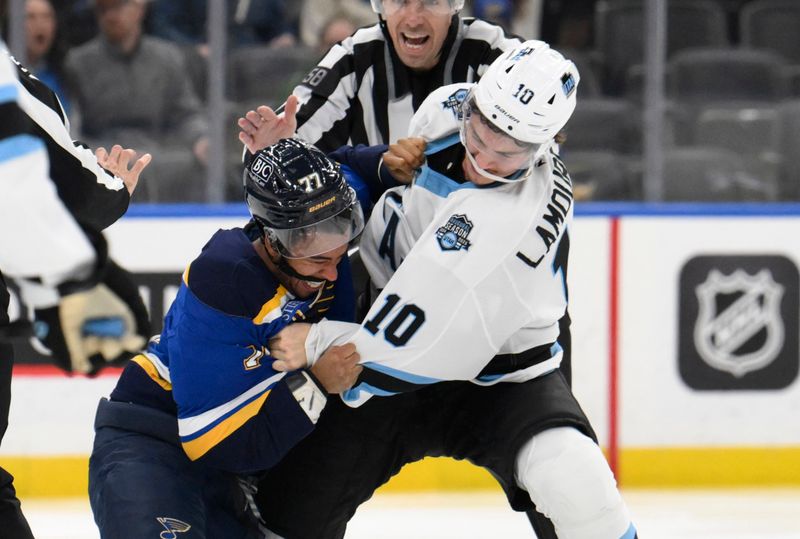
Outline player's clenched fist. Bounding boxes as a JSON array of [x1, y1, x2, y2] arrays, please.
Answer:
[[382, 137, 426, 183], [269, 322, 312, 372], [310, 343, 362, 394]]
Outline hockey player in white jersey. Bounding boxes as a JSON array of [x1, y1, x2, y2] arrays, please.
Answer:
[[0, 41, 151, 538], [250, 41, 637, 539]]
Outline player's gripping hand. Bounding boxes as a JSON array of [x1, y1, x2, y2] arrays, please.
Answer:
[[269, 322, 312, 371], [309, 343, 362, 394], [30, 260, 151, 376], [382, 137, 426, 183]]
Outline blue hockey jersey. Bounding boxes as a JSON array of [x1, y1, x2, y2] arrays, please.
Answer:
[[109, 226, 354, 474]]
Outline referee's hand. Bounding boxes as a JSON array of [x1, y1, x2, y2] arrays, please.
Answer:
[[238, 94, 299, 154]]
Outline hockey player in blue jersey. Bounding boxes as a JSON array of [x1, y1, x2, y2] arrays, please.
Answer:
[[245, 42, 638, 539], [87, 139, 367, 538]]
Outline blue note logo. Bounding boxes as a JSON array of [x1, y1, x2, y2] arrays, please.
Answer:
[[436, 214, 473, 251], [157, 517, 191, 538]]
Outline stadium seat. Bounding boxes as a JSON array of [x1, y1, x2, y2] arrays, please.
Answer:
[[667, 48, 787, 104], [561, 150, 640, 201], [740, 0, 800, 64], [228, 45, 319, 107], [562, 97, 638, 153], [662, 147, 777, 201], [694, 103, 780, 156], [595, 0, 729, 94], [784, 65, 800, 98], [694, 104, 782, 198], [778, 100, 800, 199]]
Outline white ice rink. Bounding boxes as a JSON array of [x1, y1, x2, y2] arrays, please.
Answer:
[[22, 488, 800, 538]]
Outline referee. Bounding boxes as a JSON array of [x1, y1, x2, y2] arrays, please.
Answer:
[[0, 42, 150, 537], [290, 0, 521, 152]]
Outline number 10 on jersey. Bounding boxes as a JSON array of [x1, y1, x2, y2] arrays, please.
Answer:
[[363, 294, 425, 347]]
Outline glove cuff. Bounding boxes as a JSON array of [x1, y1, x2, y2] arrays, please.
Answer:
[[285, 371, 327, 424]]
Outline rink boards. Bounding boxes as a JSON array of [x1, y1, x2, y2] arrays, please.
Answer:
[[3, 203, 800, 496]]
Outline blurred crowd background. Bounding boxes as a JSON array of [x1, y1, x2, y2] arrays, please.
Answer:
[[2, 0, 799, 203]]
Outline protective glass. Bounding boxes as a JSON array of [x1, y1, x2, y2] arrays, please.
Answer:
[[270, 189, 365, 259], [458, 93, 538, 183], [382, 0, 458, 16]]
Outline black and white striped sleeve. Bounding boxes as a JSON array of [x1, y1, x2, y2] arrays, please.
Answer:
[[13, 58, 130, 231], [0, 46, 95, 300]]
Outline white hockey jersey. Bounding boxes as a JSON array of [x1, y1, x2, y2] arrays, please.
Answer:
[[0, 46, 94, 298], [307, 83, 574, 406]]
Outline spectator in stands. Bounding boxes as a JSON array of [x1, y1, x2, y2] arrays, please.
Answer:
[[471, 0, 513, 29], [299, 0, 374, 50], [464, 0, 542, 39], [541, 0, 596, 50], [149, 0, 297, 58], [25, 0, 71, 113], [317, 12, 358, 54], [47, 0, 98, 47], [64, 0, 209, 201]]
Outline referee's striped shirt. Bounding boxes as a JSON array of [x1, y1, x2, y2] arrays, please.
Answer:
[[293, 17, 521, 153]]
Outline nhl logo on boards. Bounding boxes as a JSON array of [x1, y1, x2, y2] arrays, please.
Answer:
[[436, 214, 473, 251], [678, 255, 799, 390], [694, 269, 783, 377]]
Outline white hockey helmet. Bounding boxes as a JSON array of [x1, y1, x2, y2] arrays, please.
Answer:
[[370, 0, 465, 16], [472, 40, 580, 145]]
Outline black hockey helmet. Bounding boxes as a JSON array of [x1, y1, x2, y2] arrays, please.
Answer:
[[244, 138, 365, 259]]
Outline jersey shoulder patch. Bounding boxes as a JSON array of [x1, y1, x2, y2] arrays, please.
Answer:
[[409, 83, 473, 140]]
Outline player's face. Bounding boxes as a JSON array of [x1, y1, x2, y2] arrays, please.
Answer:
[[461, 112, 534, 185], [283, 244, 349, 298], [383, 0, 453, 71]]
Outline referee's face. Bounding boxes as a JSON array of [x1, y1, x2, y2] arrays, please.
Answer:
[[385, 1, 452, 71]]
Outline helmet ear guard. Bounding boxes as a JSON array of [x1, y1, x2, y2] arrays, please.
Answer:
[[244, 138, 365, 259]]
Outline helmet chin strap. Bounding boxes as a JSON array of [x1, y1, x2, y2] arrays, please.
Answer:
[[263, 237, 325, 285]]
